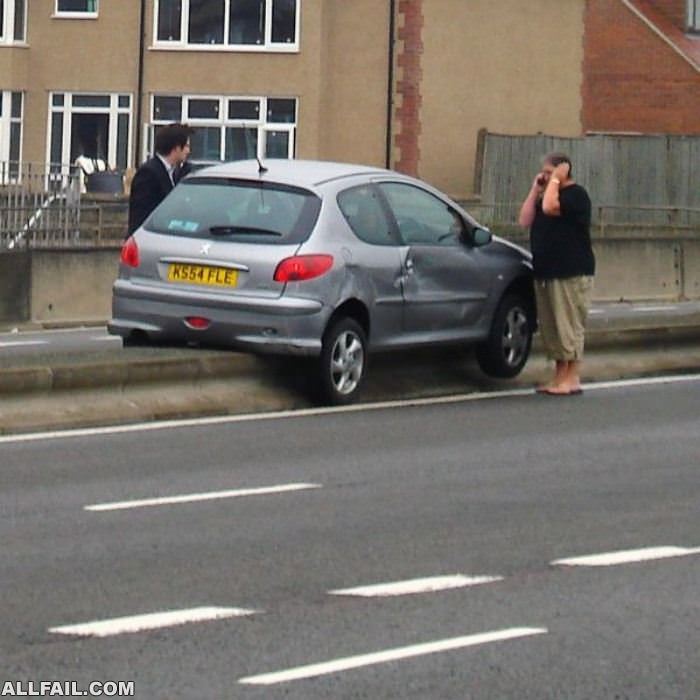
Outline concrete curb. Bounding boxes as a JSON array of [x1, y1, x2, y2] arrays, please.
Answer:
[[2, 323, 700, 397], [2, 319, 700, 435]]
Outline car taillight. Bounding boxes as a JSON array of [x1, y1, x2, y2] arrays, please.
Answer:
[[120, 237, 139, 268], [185, 316, 211, 330], [273, 254, 333, 283]]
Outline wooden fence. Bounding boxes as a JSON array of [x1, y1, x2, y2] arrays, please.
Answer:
[[475, 131, 700, 227]]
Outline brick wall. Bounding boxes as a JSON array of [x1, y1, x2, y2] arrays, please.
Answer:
[[651, 0, 686, 28], [393, 0, 423, 176], [583, 0, 700, 133]]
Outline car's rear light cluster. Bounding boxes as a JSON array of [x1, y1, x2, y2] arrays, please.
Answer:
[[120, 237, 140, 268], [274, 254, 333, 283]]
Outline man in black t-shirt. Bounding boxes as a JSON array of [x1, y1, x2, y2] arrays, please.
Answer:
[[518, 153, 595, 396]]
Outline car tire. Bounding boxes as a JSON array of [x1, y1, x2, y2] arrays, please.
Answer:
[[476, 293, 533, 378], [318, 317, 367, 405]]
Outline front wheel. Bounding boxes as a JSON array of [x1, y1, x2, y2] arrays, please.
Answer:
[[318, 318, 367, 405], [476, 293, 533, 378]]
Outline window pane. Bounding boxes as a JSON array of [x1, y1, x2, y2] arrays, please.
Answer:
[[271, 0, 296, 43], [225, 127, 258, 160], [158, 0, 181, 40], [188, 0, 224, 44], [149, 179, 321, 245], [190, 127, 222, 159], [118, 95, 130, 109], [338, 186, 395, 246], [379, 183, 464, 246], [58, 0, 96, 11], [153, 96, 182, 121], [267, 98, 295, 123], [14, 0, 25, 40], [229, 0, 264, 44], [117, 114, 129, 169], [9, 122, 21, 162], [187, 98, 220, 119], [228, 100, 260, 120], [11, 92, 22, 118], [73, 94, 111, 108], [52, 93, 65, 107], [265, 130, 289, 158], [0, 0, 4, 38], [50, 113, 64, 165]]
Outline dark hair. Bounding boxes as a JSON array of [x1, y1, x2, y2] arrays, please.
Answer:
[[544, 152, 573, 177], [154, 123, 195, 156]]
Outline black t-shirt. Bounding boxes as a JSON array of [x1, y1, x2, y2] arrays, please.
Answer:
[[529, 183, 595, 280]]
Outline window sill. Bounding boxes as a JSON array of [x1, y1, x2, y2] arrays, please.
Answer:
[[51, 13, 99, 19], [150, 43, 299, 54], [0, 42, 29, 48]]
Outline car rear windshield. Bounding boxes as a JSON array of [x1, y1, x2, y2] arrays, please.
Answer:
[[146, 177, 322, 245]]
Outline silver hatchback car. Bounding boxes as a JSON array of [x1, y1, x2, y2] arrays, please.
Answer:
[[109, 159, 535, 404]]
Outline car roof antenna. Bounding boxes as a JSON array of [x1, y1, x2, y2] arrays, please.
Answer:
[[243, 124, 267, 174]]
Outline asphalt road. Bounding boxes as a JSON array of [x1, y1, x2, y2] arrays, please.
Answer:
[[1, 376, 699, 699]]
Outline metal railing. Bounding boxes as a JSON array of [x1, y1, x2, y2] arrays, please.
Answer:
[[462, 202, 700, 233], [0, 162, 82, 250]]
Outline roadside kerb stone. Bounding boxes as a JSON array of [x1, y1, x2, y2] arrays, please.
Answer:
[[0, 353, 262, 396], [3, 323, 700, 399]]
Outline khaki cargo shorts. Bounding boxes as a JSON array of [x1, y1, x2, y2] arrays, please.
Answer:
[[534, 275, 594, 361]]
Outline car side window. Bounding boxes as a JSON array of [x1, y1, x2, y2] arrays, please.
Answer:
[[378, 182, 465, 246], [337, 185, 396, 246]]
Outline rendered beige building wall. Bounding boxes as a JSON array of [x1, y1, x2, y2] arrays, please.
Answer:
[[418, 0, 585, 198], [14, 1, 141, 164], [142, 1, 390, 165], [4, 1, 584, 198]]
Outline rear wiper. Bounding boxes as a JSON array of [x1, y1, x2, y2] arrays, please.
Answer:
[[208, 225, 283, 237]]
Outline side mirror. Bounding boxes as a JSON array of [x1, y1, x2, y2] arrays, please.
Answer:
[[471, 226, 492, 247]]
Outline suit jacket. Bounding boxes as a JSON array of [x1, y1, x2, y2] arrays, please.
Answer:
[[127, 156, 174, 236]]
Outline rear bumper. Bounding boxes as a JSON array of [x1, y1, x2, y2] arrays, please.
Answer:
[[109, 279, 327, 356]]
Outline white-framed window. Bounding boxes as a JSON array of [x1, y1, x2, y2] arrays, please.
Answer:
[[154, 0, 299, 51], [147, 94, 296, 161], [0, 90, 23, 180], [54, 0, 98, 18], [47, 92, 132, 170], [0, 0, 27, 44], [688, 0, 700, 31]]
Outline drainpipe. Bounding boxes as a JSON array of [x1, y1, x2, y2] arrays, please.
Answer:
[[385, 0, 396, 169], [134, 0, 147, 167]]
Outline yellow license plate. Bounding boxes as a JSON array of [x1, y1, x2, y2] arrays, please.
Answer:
[[167, 263, 238, 288]]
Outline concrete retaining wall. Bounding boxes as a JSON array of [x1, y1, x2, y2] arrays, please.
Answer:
[[1, 247, 119, 325], [0, 251, 31, 323], [0, 233, 697, 326]]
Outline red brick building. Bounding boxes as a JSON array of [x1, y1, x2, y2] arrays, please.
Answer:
[[583, 0, 700, 134]]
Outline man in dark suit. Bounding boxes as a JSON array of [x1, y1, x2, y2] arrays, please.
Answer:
[[127, 123, 194, 236]]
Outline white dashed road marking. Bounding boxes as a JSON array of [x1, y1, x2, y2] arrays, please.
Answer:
[[238, 628, 548, 685], [551, 546, 700, 567], [0, 340, 48, 348], [85, 483, 322, 511], [49, 607, 258, 638], [633, 306, 679, 313], [329, 574, 503, 597]]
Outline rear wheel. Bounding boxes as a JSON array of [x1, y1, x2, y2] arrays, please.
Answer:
[[476, 293, 533, 378], [318, 318, 367, 405]]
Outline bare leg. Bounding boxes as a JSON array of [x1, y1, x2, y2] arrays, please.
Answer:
[[545, 360, 582, 394], [537, 360, 568, 392]]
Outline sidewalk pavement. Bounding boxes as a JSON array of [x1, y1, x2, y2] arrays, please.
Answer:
[[1, 300, 700, 435]]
